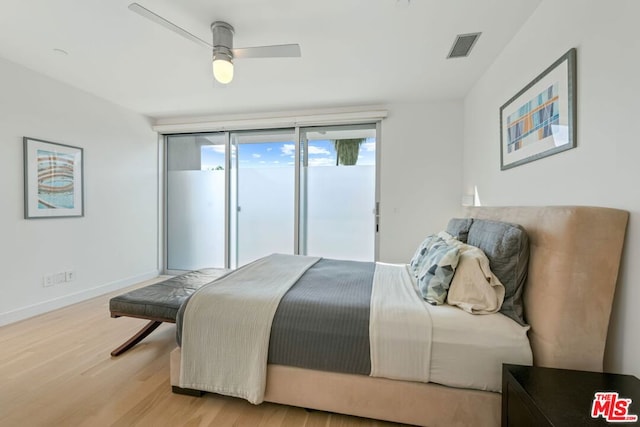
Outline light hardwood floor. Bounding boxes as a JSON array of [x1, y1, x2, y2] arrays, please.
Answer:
[[0, 279, 408, 427]]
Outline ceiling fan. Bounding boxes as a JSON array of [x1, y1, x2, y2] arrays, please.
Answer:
[[128, 3, 301, 84]]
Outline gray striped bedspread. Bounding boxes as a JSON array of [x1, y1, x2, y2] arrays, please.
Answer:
[[177, 258, 375, 375]]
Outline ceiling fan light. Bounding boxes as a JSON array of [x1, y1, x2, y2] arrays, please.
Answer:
[[213, 57, 234, 84]]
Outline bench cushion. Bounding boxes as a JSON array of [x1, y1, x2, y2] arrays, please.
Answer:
[[110, 269, 228, 322]]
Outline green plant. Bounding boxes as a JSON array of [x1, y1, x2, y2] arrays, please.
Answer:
[[332, 138, 365, 166]]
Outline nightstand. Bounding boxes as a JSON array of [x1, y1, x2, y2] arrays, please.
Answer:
[[502, 364, 640, 426]]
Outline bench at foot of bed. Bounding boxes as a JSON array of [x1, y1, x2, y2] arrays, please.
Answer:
[[109, 268, 228, 356]]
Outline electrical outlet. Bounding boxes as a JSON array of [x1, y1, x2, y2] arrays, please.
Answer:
[[43, 271, 73, 287]]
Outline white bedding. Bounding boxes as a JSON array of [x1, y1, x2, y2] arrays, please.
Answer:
[[370, 262, 432, 382], [428, 302, 532, 392], [374, 262, 532, 392]]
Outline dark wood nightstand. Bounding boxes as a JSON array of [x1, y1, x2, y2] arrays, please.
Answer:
[[502, 364, 640, 426]]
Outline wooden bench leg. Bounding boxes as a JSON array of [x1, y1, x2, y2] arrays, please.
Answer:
[[111, 320, 163, 357]]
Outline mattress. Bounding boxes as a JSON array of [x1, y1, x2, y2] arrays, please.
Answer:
[[428, 301, 532, 391]]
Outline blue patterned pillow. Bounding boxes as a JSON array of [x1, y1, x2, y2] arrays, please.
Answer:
[[409, 234, 438, 276], [416, 240, 461, 305]]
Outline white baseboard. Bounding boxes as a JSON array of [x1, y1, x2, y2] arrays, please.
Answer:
[[0, 270, 160, 327]]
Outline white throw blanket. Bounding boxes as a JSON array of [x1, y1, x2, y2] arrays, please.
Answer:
[[369, 262, 433, 382], [179, 254, 320, 404]]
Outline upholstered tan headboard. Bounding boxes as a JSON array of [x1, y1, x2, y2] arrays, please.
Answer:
[[463, 206, 628, 372]]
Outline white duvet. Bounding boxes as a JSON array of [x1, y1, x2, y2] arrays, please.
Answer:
[[369, 262, 433, 382], [375, 262, 532, 392]]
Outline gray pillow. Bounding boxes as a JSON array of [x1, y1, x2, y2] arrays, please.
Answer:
[[446, 218, 474, 243], [466, 219, 529, 325]]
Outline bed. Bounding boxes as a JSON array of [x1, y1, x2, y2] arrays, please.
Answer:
[[169, 206, 628, 427]]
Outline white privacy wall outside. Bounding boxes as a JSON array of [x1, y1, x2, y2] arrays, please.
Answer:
[[236, 167, 295, 266], [462, 0, 640, 377], [167, 171, 226, 270], [167, 165, 375, 269], [305, 165, 375, 262]]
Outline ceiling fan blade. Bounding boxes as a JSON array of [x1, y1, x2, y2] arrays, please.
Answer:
[[128, 3, 212, 49], [232, 44, 301, 59]]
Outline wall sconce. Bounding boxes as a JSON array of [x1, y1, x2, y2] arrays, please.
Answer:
[[461, 186, 482, 207]]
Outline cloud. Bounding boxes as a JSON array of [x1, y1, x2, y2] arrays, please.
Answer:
[[308, 145, 330, 155], [361, 142, 376, 152], [281, 144, 295, 156], [266, 147, 273, 152], [252, 153, 261, 158]]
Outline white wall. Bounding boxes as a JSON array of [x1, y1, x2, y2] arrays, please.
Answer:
[[0, 57, 159, 325], [379, 101, 464, 263], [462, 0, 640, 376]]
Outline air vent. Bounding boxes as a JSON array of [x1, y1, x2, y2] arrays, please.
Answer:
[[447, 32, 481, 58]]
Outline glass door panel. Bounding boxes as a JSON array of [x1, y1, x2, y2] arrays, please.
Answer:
[[300, 124, 377, 261], [166, 133, 227, 270], [231, 130, 296, 267]]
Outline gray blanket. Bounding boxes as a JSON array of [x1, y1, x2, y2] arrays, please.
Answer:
[[177, 258, 375, 375], [268, 258, 374, 374]]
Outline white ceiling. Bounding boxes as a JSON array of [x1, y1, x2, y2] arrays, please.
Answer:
[[0, 0, 540, 120]]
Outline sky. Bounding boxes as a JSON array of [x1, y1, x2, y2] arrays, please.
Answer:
[[201, 138, 375, 170]]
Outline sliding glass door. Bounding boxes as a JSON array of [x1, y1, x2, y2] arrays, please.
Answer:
[[166, 133, 227, 270], [230, 130, 296, 266], [165, 123, 378, 271], [299, 124, 377, 261]]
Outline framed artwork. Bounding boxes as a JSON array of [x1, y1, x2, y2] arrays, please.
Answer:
[[500, 48, 577, 170], [23, 137, 84, 218]]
